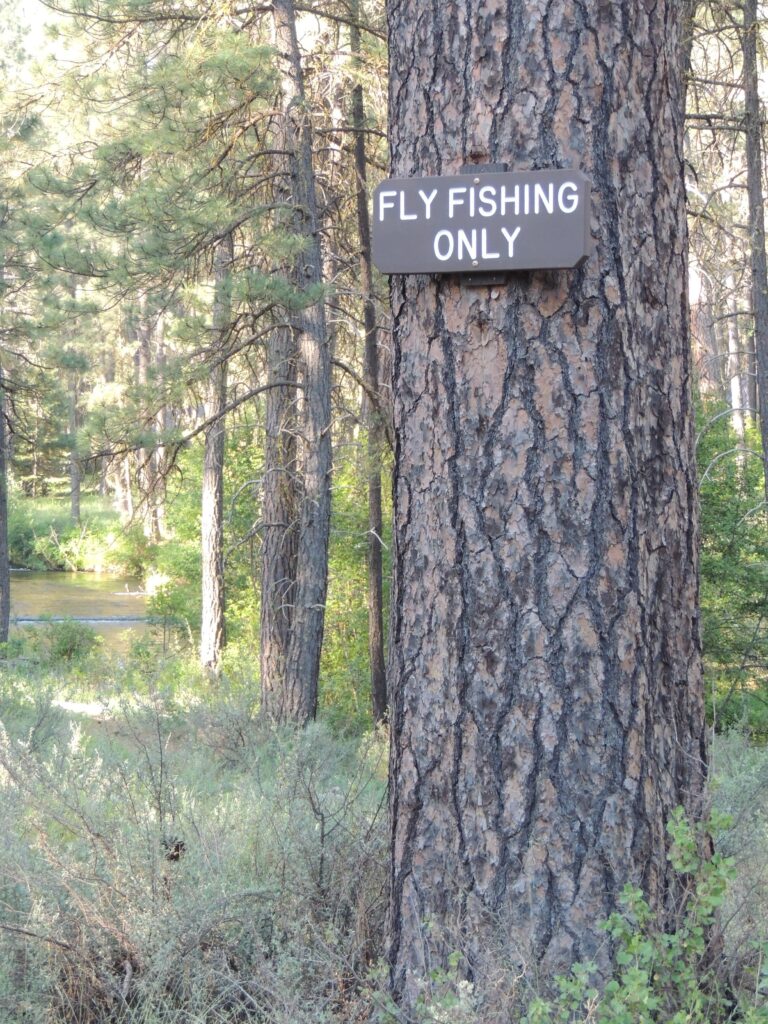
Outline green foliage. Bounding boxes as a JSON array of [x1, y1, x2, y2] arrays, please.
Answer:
[[709, 731, 768, 989], [320, 452, 392, 733], [523, 811, 767, 1024], [8, 491, 151, 573], [0, 669, 388, 1023], [697, 400, 768, 736], [24, 617, 102, 664]]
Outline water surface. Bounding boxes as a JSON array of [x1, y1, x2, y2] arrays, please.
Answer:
[[10, 570, 148, 652]]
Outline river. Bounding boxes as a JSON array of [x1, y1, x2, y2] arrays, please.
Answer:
[[9, 570, 149, 653]]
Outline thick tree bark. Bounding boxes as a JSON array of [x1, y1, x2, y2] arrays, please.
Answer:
[[0, 371, 10, 647], [199, 234, 233, 673], [386, 0, 707, 1007], [742, 0, 768, 503], [264, 0, 332, 725], [351, 6, 387, 724]]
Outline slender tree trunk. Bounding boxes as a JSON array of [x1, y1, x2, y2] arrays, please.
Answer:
[[260, 323, 299, 718], [0, 370, 10, 647], [200, 234, 233, 673], [386, 0, 706, 1008], [65, 281, 82, 525], [69, 379, 81, 525], [747, 327, 758, 425], [743, 0, 768, 503], [30, 403, 39, 498], [689, 266, 721, 395], [114, 456, 134, 523], [351, 6, 387, 723], [134, 302, 164, 543], [725, 273, 746, 441], [681, 0, 698, 104], [259, 4, 302, 720], [152, 334, 170, 540], [267, 0, 332, 725]]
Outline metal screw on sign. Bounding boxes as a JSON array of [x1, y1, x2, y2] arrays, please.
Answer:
[[461, 163, 509, 287]]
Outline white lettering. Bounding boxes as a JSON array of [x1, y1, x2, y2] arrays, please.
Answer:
[[378, 190, 397, 222], [523, 183, 530, 216], [481, 229, 500, 260], [478, 185, 497, 217], [534, 182, 554, 215], [501, 226, 522, 257], [469, 187, 476, 218], [434, 230, 454, 261], [457, 229, 477, 261], [500, 185, 520, 216], [448, 187, 467, 218], [399, 191, 418, 221], [418, 188, 439, 220], [558, 182, 579, 213]]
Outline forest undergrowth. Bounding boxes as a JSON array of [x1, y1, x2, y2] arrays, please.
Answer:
[[0, 653, 390, 1023], [0, 644, 767, 1023]]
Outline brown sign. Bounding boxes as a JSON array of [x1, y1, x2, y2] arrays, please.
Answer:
[[371, 169, 591, 275]]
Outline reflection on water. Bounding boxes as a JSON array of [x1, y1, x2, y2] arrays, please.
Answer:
[[10, 570, 149, 653]]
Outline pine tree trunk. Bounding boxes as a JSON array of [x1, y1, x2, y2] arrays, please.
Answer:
[[351, 6, 387, 724], [681, 1, 698, 103], [152, 335, 170, 540], [199, 234, 233, 673], [259, 322, 299, 719], [134, 308, 162, 543], [689, 268, 721, 396], [69, 381, 81, 525], [743, 0, 768, 503], [118, 457, 134, 523], [267, 0, 332, 725], [386, 0, 707, 1006], [725, 273, 745, 441], [0, 371, 10, 647]]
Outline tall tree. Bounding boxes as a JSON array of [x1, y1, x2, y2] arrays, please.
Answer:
[[0, 368, 9, 647], [386, 0, 707, 1008], [199, 233, 233, 672], [351, 2, 387, 723], [262, 0, 332, 724], [742, 0, 768, 502]]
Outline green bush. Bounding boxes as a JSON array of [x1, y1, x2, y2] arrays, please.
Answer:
[[710, 732, 768, 991], [8, 490, 152, 574], [523, 811, 768, 1024], [21, 618, 102, 665], [0, 700, 388, 1024], [697, 399, 768, 738]]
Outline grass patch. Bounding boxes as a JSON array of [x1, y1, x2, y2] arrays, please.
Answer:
[[9, 491, 152, 574]]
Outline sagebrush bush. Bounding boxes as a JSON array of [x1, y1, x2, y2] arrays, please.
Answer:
[[710, 732, 768, 998], [0, 684, 388, 1023], [3, 660, 768, 1024]]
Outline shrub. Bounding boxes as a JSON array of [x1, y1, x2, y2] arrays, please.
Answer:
[[523, 810, 767, 1024], [710, 732, 768, 995], [0, 706, 388, 1024], [20, 619, 102, 665]]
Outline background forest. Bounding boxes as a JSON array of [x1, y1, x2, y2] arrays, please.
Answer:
[[1, 0, 768, 1021]]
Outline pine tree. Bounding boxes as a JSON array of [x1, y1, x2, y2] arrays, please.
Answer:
[[386, 0, 707, 1008]]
